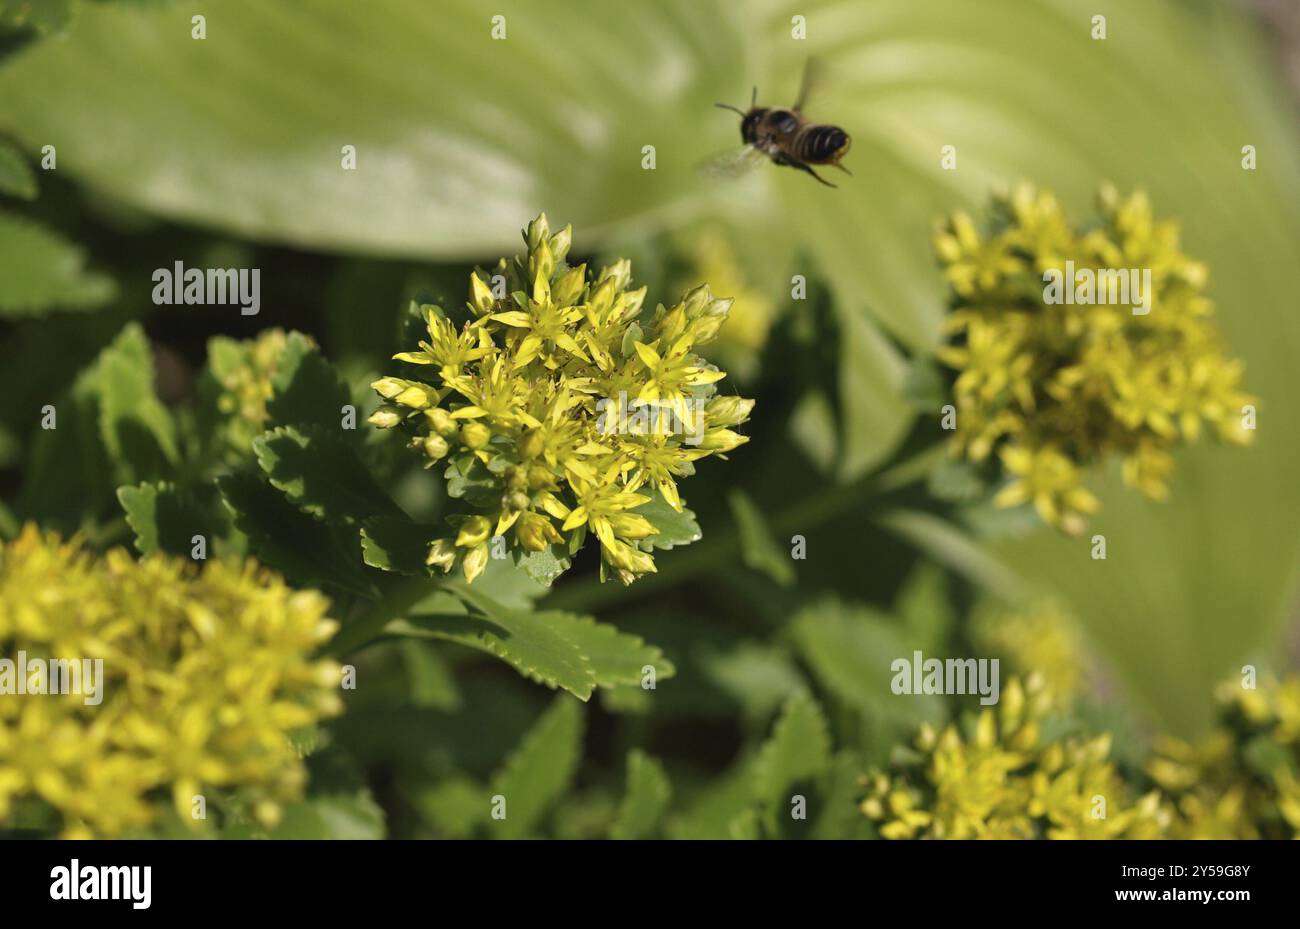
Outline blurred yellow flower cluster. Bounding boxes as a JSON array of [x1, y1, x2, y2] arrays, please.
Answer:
[[1149, 676, 1300, 838], [205, 327, 294, 462], [675, 226, 776, 382], [0, 526, 342, 838], [935, 184, 1255, 534], [972, 600, 1088, 711], [860, 675, 1167, 839], [370, 214, 753, 585]]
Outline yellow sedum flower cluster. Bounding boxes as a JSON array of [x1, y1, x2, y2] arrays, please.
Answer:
[[205, 327, 294, 462], [935, 184, 1254, 534], [0, 526, 342, 838], [862, 664, 1300, 840], [1149, 676, 1300, 839], [860, 675, 1167, 839], [369, 214, 753, 585]]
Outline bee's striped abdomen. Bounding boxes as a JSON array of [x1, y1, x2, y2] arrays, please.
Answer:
[[798, 124, 850, 164]]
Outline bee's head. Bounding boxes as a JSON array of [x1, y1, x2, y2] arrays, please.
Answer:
[[740, 108, 764, 144], [716, 88, 765, 144]]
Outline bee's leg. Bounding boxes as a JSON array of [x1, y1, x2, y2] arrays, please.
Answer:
[[833, 162, 853, 175], [795, 161, 837, 187], [773, 151, 837, 187]]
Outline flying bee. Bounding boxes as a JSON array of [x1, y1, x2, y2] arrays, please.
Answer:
[[709, 62, 851, 187]]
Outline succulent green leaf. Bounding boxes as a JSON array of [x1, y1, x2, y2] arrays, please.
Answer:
[[94, 323, 179, 485], [611, 750, 672, 840], [266, 332, 355, 438], [253, 425, 404, 526], [117, 481, 232, 558], [728, 488, 795, 586], [487, 697, 584, 839], [217, 468, 377, 598], [752, 691, 831, 819]]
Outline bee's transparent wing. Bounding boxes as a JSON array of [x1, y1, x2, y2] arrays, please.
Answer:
[[785, 57, 826, 114], [699, 145, 768, 180]]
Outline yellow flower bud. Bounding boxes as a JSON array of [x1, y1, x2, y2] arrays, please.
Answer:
[[460, 422, 491, 449], [706, 395, 755, 428], [455, 515, 492, 548], [368, 407, 402, 429], [424, 407, 458, 437], [551, 264, 586, 307], [462, 543, 489, 584], [469, 272, 496, 315], [425, 538, 456, 572], [371, 376, 407, 399], [423, 434, 449, 461], [698, 428, 748, 453]]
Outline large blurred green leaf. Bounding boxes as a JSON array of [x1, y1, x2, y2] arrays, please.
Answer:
[[0, 0, 743, 256]]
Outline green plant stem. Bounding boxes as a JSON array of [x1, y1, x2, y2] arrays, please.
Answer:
[[543, 442, 948, 614], [85, 515, 130, 550], [328, 573, 439, 658]]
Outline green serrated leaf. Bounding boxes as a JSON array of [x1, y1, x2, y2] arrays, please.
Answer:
[[728, 488, 795, 586], [0, 138, 36, 199], [265, 332, 353, 436], [488, 697, 584, 839], [217, 468, 376, 599], [94, 323, 179, 484], [390, 585, 674, 700], [450, 585, 673, 687], [611, 750, 671, 840], [390, 608, 596, 701], [117, 481, 231, 557], [360, 515, 433, 575], [542, 610, 675, 689], [0, 211, 113, 316], [253, 425, 403, 526], [510, 542, 571, 586], [632, 486, 701, 552], [752, 691, 831, 819]]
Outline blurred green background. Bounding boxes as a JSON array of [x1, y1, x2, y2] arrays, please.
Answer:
[[1, 0, 1298, 836]]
